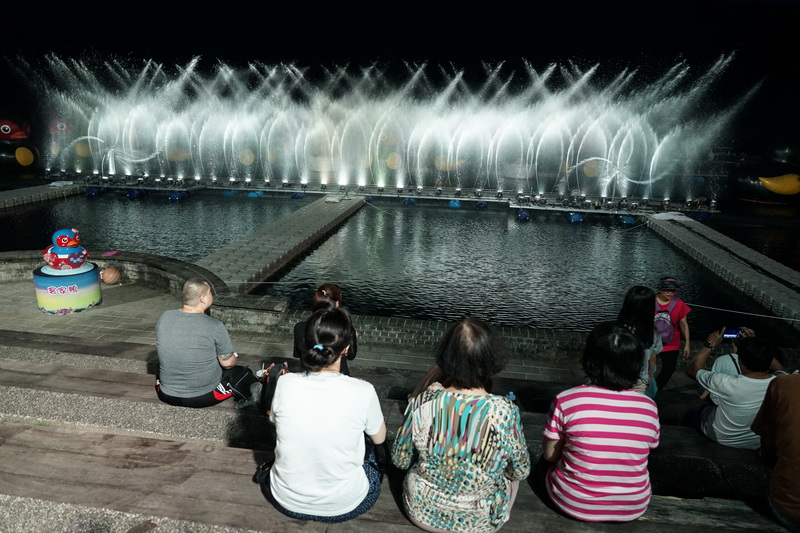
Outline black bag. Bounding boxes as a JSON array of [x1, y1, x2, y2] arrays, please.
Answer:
[[222, 365, 258, 401], [252, 459, 274, 484], [259, 361, 289, 415]]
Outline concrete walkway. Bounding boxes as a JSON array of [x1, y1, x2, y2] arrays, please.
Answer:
[[648, 212, 800, 331], [195, 196, 365, 294], [0, 182, 83, 210]]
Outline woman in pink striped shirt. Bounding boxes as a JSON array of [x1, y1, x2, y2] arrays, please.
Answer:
[[542, 321, 661, 522]]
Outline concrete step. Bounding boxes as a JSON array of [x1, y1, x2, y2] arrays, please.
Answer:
[[0, 341, 772, 501], [0, 417, 783, 533]]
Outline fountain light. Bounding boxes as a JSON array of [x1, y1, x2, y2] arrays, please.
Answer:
[[436, 188, 442, 196], [377, 187, 384, 193], [264, 179, 271, 187], [416, 186, 423, 195], [455, 188, 461, 197], [397, 187, 403, 194], [301, 183, 307, 190], [475, 189, 482, 198], [496, 191, 503, 199], [358, 186, 365, 192], [340, 185, 346, 192], [321, 184, 327, 190]]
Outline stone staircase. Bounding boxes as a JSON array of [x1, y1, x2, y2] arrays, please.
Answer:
[[0, 333, 785, 532]]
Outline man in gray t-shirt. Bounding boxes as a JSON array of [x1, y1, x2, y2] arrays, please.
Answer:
[[155, 278, 259, 408]]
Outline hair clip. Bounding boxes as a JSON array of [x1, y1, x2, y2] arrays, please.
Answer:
[[321, 289, 328, 297], [313, 344, 323, 350]]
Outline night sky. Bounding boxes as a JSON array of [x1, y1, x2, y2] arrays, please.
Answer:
[[2, 0, 799, 158]]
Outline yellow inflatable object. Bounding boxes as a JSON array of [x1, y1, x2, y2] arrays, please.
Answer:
[[15, 147, 35, 166], [758, 174, 800, 195]]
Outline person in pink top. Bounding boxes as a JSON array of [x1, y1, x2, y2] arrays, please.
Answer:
[[653, 276, 691, 392], [542, 321, 661, 522]]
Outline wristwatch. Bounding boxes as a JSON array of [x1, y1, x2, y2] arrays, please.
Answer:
[[703, 341, 714, 350]]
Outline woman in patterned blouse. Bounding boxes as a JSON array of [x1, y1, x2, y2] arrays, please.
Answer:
[[391, 318, 530, 532]]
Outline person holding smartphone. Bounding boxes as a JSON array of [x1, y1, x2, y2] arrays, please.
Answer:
[[684, 328, 785, 450]]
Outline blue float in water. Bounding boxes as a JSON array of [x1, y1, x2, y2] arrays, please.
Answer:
[[403, 198, 416, 206], [247, 191, 264, 198], [223, 190, 238, 196], [619, 215, 637, 225], [168, 191, 188, 201], [690, 212, 712, 222], [290, 193, 305, 199], [516, 209, 531, 222], [85, 188, 106, 197], [449, 200, 461, 209], [476, 201, 488, 210], [563, 211, 584, 223], [126, 190, 143, 200]]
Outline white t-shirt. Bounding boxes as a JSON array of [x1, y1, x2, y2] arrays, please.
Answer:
[[696, 369, 774, 450], [269, 372, 384, 516], [708, 353, 740, 404]]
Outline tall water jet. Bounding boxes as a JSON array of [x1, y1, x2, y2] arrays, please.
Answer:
[[14, 54, 755, 202]]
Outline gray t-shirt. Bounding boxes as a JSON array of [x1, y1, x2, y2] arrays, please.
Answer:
[[156, 309, 234, 397]]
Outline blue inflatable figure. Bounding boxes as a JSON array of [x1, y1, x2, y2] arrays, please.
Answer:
[[516, 209, 531, 222]]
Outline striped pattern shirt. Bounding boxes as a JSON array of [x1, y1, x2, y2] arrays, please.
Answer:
[[543, 385, 660, 522]]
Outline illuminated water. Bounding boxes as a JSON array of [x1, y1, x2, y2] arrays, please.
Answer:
[[12, 55, 756, 202]]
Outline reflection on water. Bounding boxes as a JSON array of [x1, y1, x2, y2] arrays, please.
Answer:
[[2, 191, 798, 343], [1, 190, 314, 262], [264, 199, 800, 343]]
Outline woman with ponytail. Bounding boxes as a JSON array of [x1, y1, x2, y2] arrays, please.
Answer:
[[293, 283, 358, 375], [262, 306, 386, 523]]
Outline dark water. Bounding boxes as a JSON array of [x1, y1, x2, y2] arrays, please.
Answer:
[[1, 189, 314, 261], [2, 188, 799, 344]]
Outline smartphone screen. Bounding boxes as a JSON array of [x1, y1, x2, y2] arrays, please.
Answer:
[[723, 328, 741, 339]]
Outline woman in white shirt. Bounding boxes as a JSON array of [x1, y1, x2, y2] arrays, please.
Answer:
[[261, 306, 386, 523]]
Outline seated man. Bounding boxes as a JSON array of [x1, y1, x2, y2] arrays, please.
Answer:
[[698, 327, 754, 404], [752, 374, 800, 531], [684, 327, 783, 450], [155, 278, 260, 409]]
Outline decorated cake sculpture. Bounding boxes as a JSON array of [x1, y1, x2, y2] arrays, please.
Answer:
[[33, 228, 102, 314]]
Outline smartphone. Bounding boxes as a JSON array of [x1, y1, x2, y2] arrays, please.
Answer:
[[723, 328, 742, 339]]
